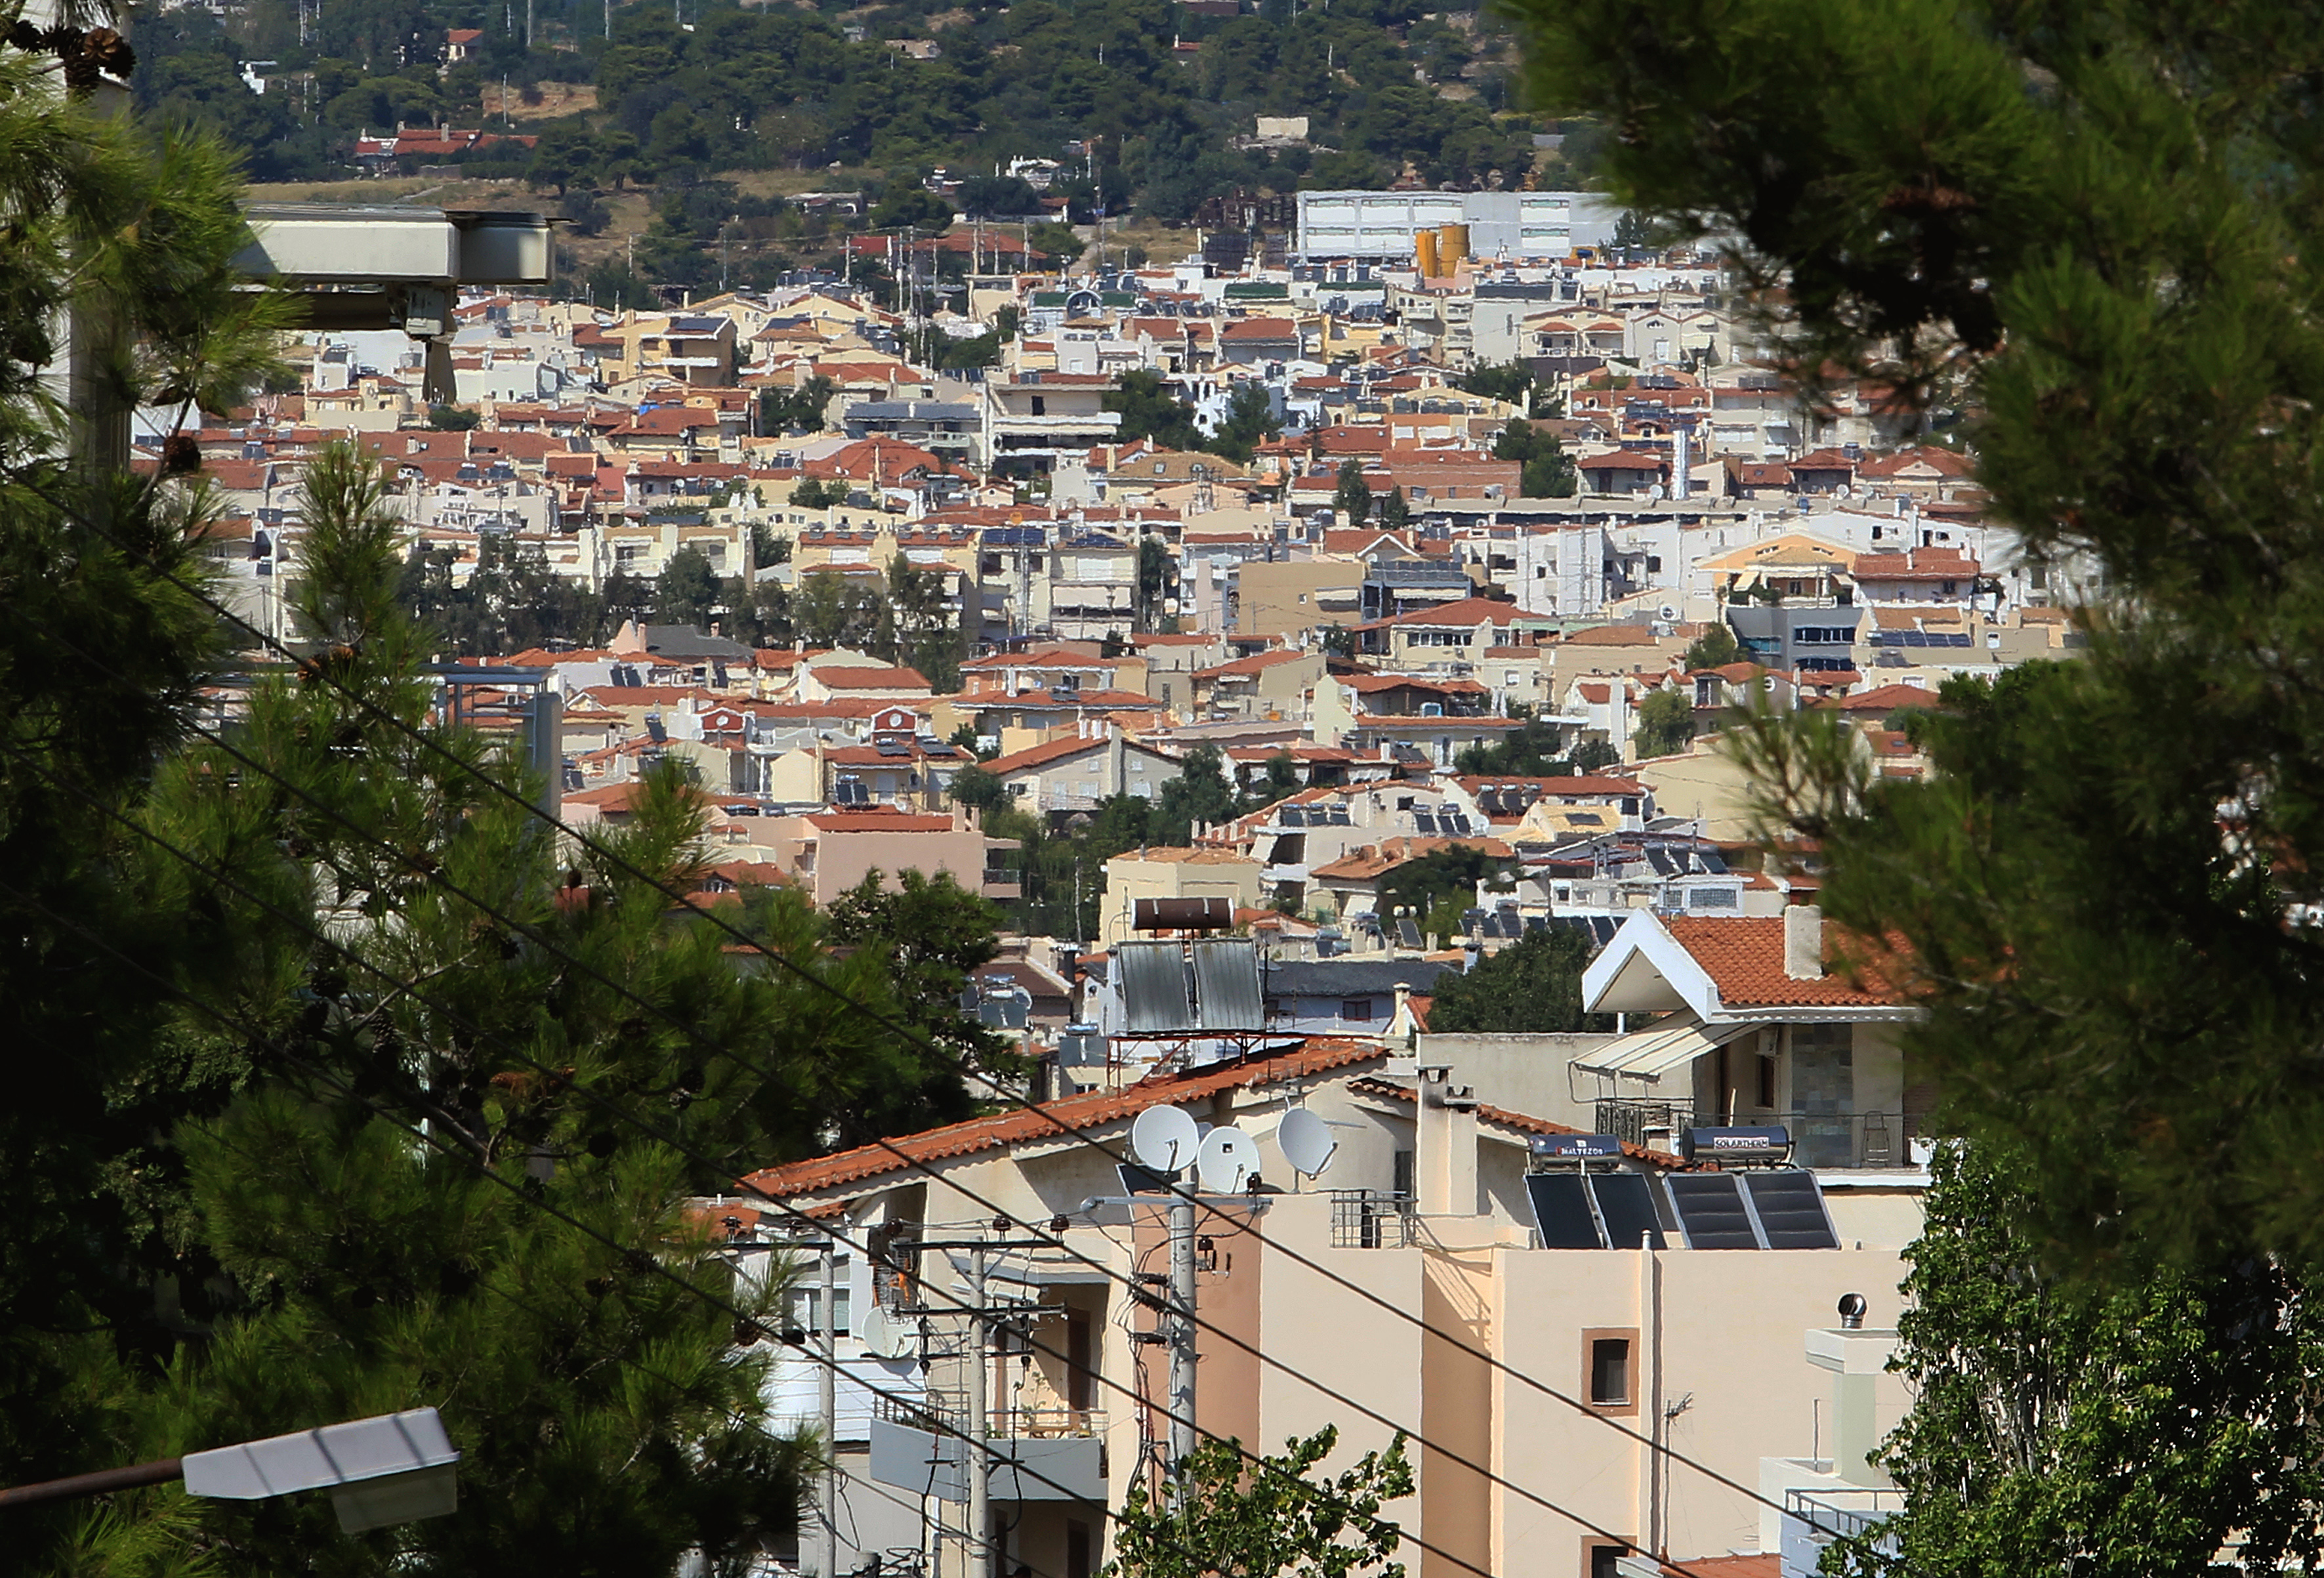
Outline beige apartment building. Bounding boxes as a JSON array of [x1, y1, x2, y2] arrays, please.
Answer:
[[731, 909, 1929, 1578], [1097, 846, 1267, 946]]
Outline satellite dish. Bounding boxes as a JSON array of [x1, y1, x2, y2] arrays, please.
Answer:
[[1657, 603, 1680, 623], [1131, 1106, 1200, 1173], [856, 1302, 915, 1361], [1197, 1125, 1258, 1194], [1277, 1108, 1337, 1180]]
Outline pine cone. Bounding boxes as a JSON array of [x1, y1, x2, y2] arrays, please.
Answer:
[[81, 26, 131, 75]]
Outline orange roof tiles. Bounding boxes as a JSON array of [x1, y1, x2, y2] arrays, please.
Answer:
[[1663, 916, 1903, 1008], [736, 1040, 1388, 1199]]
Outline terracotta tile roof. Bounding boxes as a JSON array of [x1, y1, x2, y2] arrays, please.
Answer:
[[802, 812, 957, 833], [737, 1039, 1388, 1198], [1109, 846, 1258, 865], [982, 736, 1111, 774], [1663, 916, 1903, 1008], [1821, 682, 1940, 714], [1312, 835, 1513, 882], [814, 666, 931, 690]]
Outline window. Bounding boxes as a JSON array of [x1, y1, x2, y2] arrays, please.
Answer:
[[1758, 1052, 1778, 1109], [1646, 555, 1663, 572], [1585, 1541, 1632, 1578], [1586, 1332, 1634, 1410], [1340, 997, 1377, 1022], [1030, 395, 1047, 416]]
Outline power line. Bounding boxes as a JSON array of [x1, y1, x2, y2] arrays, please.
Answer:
[[0, 852, 1720, 1578], [37, 469, 1842, 1538], [0, 737, 1528, 1578], [30, 628, 1804, 1556]]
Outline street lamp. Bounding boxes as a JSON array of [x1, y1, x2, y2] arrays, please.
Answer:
[[0, 1408, 461, 1535]]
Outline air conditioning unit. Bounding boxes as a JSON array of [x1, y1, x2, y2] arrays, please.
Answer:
[[1421, 702, 1443, 716]]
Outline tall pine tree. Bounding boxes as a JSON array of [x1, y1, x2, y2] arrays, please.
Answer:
[[1506, 0, 2324, 1271]]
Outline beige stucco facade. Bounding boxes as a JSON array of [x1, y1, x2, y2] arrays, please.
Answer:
[[739, 1043, 1923, 1578], [1098, 847, 1267, 946]]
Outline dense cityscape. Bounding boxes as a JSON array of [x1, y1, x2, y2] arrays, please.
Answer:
[[0, 3, 2314, 1578]]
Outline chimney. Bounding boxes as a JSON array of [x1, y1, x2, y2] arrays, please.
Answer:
[[1783, 902, 1823, 980], [1414, 1062, 1478, 1216]]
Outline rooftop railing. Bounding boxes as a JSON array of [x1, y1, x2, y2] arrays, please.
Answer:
[[1594, 1100, 1932, 1169]]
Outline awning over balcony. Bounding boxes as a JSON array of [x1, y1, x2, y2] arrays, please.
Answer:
[[1573, 1018, 1753, 1085]]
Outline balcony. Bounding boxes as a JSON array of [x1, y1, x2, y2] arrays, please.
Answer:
[[1329, 1190, 1415, 1248], [867, 1390, 1107, 1503], [1594, 1101, 1932, 1171]]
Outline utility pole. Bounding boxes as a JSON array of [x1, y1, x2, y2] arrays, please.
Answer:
[[1166, 1192, 1197, 1489], [966, 1240, 992, 1578], [820, 1241, 840, 1578]]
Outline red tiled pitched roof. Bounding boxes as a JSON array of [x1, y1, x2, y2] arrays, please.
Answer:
[[1663, 916, 1903, 1008], [737, 1039, 1389, 1197]]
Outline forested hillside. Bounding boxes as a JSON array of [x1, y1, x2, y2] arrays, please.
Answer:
[[133, 0, 1570, 234]]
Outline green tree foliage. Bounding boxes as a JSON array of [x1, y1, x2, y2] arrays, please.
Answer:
[[762, 375, 837, 437], [1332, 458, 1373, 526], [1107, 369, 1201, 451], [958, 175, 1043, 217], [947, 762, 1008, 816], [1824, 1142, 2324, 1578], [1491, 419, 1577, 498], [1380, 844, 1510, 941], [1136, 535, 1176, 631], [1451, 720, 1621, 778], [0, 53, 293, 1552], [1426, 928, 1611, 1033], [398, 533, 614, 653], [425, 402, 481, 430], [656, 543, 724, 631], [1455, 360, 1535, 409], [790, 476, 851, 508], [1682, 625, 1740, 671], [794, 568, 883, 649], [825, 867, 1012, 1076], [1632, 686, 1693, 758], [1205, 383, 1283, 465], [1510, 0, 2324, 1268], [1150, 743, 1241, 845], [1377, 486, 1412, 530], [1028, 220, 1087, 266], [1108, 1426, 1415, 1578], [875, 552, 964, 693], [5, 434, 999, 1571]]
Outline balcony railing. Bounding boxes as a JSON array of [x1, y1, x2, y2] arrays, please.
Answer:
[[1594, 1101, 1932, 1170], [1330, 1190, 1416, 1248], [872, 1390, 1106, 1440]]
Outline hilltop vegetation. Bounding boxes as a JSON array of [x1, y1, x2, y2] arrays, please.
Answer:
[[134, 0, 1567, 266]]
